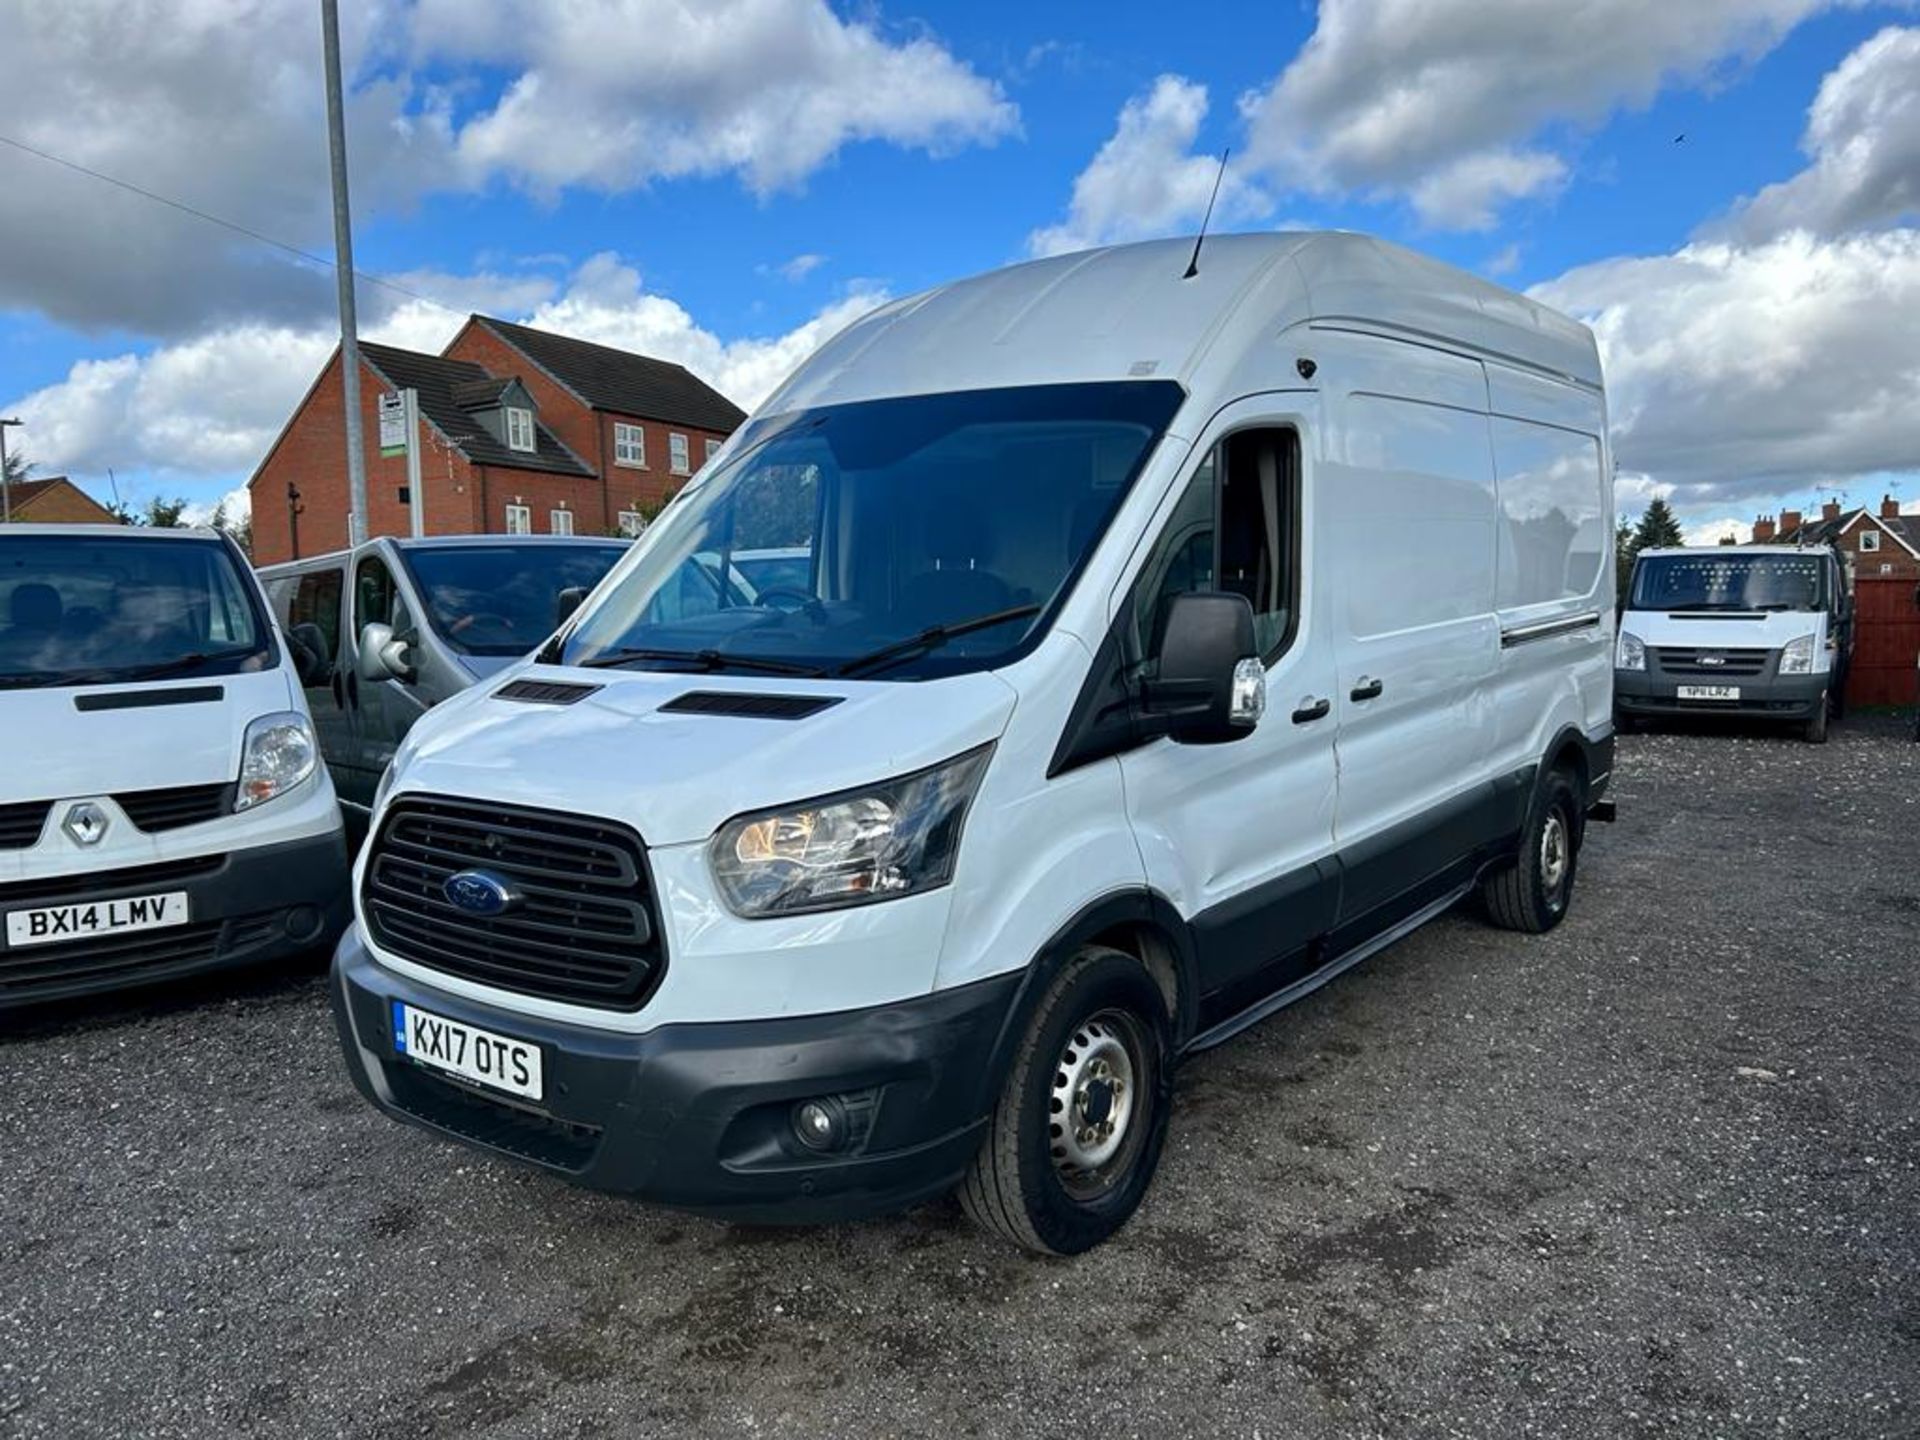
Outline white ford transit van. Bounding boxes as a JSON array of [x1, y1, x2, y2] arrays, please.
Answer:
[[1, 526, 349, 1008], [331, 234, 1616, 1253], [1615, 544, 1852, 742]]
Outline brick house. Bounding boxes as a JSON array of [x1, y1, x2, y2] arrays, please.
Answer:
[[1753, 496, 1919, 581], [248, 318, 745, 565], [1, 475, 120, 525]]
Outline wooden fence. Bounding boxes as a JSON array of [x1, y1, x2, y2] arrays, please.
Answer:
[[1848, 577, 1920, 709]]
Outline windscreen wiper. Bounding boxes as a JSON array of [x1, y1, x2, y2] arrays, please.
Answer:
[[576, 646, 825, 676], [117, 649, 259, 681], [835, 604, 1042, 678]]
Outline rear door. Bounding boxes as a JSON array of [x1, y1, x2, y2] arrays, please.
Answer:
[[1115, 397, 1341, 1029]]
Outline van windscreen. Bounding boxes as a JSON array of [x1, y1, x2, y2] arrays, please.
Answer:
[[1628, 553, 1827, 612], [0, 534, 271, 690], [401, 543, 629, 656], [559, 381, 1185, 680]]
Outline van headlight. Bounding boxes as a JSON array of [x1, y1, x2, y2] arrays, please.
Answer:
[[1778, 634, 1816, 675], [235, 711, 317, 811], [1616, 630, 1646, 672], [709, 745, 993, 917]]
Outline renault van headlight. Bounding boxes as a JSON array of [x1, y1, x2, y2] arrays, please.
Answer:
[[236, 711, 317, 811], [1616, 630, 1647, 672], [1778, 634, 1816, 675], [709, 745, 993, 917]]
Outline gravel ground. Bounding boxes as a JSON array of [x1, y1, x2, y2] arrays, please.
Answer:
[[3, 715, 1916, 1439]]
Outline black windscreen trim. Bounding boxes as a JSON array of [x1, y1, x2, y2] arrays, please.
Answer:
[[73, 686, 226, 712]]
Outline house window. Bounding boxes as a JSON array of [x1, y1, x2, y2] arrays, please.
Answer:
[[705, 437, 722, 464], [617, 510, 647, 538], [614, 423, 647, 468], [1859, 529, 1881, 553], [669, 432, 690, 474], [504, 503, 531, 535], [550, 508, 575, 536], [505, 407, 536, 453]]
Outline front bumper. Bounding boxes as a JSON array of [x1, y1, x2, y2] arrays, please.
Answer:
[[0, 828, 351, 1009], [331, 928, 1021, 1223], [1615, 666, 1828, 720]]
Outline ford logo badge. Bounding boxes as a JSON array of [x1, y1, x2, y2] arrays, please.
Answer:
[[443, 869, 519, 916]]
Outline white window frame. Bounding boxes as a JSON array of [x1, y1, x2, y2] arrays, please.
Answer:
[[505, 406, 536, 453], [504, 503, 531, 535], [617, 510, 647, 538], [669, 431, 691, 475], [704, 436, 722, 464], [549, 508, 575, 536], [1859, 528, 1881, 552], [614, 422, 647, 468]]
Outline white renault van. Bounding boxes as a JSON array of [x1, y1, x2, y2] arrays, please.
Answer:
[[1615, 544, 1851, 742], [331, 233, 1616, 1253], [0, 525, 349, 1008]]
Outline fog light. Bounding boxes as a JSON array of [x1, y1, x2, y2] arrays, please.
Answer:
[[792, 1098, 846, 1152]]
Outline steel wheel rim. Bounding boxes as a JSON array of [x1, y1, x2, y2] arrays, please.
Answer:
[[1049, 1009, 1149, 1200], [1540, 810, 1570, 903]]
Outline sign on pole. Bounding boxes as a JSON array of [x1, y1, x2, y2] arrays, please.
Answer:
[[378, 392, 407, 458]]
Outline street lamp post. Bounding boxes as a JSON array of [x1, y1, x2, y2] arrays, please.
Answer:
[[320, 0, 368, 546]]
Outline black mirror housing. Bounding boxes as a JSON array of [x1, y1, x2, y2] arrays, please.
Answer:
[[555, 586, 588, 628], [1141, 591, 1264, 744]]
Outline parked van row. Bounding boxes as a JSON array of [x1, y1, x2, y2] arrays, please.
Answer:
[[326, 233, 1620, 1254]]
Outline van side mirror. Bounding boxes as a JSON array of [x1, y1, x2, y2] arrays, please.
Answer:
[[287, 623, 331, 687], [555, 586, 587, 627], [356, 621, 416, 683], [1141, 591, 1265, 744]]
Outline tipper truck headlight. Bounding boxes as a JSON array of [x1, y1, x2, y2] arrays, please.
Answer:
[[1616, 631, 1646, 672]]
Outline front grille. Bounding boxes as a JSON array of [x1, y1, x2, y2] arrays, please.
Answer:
[[363, 794, 665, 1010], [1655, 646, 1771, 678], [0, 801, 51, 850], [0, 855, 224, 907], [116, 783, 234, 833]]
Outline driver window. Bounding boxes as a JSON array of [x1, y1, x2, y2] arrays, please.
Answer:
[[354, 555, 412, 637], [1129, 427, 1299, 664]]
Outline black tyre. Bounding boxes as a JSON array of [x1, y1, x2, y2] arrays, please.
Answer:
[[959, 947, 1173, 1255], [1480, 769, 1581, 934], [1804, 691, 1830, 744]]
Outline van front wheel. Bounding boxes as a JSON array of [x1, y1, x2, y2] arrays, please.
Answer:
[[959, 948, 1173, 1255], [1480, 770, 1580, 934]]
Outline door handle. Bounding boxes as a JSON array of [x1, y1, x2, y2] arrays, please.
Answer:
[[1291, 696, 1331, 724], [1350, 676, 1384, 702]]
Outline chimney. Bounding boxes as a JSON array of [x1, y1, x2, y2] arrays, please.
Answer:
[[1752, 514, 1776, 543], [1884, 494, 1902, 519], [1822, 500, 1842, 523], [1781, 508, 1803, 535]]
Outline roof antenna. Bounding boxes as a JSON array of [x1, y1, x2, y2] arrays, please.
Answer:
[[1183, 148, 1230, 280]]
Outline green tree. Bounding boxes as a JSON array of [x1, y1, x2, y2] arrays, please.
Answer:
[[140, 496, 190, 528], [1630, 497, 1685, 554], [1614, 516, 1635, 606], [210, 498, 253, 556], [2, 447, 29, 486]]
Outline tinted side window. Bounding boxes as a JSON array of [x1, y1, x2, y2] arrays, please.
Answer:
[[355, 555, 411, 635], [290, 568, 344, 657]]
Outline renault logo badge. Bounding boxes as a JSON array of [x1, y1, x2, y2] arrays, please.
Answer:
[[63, 802, 110, 847]]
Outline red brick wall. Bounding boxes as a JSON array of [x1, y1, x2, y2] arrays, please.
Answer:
[[250, 352, 487, 565], [473, 467, 606, 537], [444, 323, 601, 473], [13, 480, 117, 524], [1838, 517, 1919, 582]]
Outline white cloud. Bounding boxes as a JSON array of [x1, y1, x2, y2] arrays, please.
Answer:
[[1720, 26, 1920, 241], [1683, 516, 1755, 546], [415, 0, 1017, 197], [0, 0, 1003, 339], [1407, 148, 1566, 231], [768, 253, 828, 283], [3, 255, 884, 501], [1532, 229, 1920, 508], [1028, 76, 1270, 258], [1239, 0, 1849, 229]]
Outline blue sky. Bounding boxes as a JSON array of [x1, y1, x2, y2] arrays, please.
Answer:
[[1, 0, 1916, 542]]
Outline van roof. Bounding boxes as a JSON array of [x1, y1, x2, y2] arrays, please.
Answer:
[[1635, 545, 1834, 558], [0, 524, 224, 541], [255, 533, 627, 575], [760, 231, 1602, 418]]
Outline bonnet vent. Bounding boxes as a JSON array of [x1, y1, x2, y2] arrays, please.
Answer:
[[494, 679, 603, 706], [658, 691, 842, 720]]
